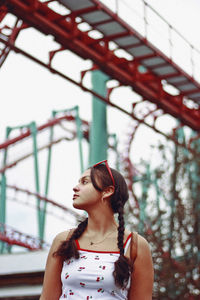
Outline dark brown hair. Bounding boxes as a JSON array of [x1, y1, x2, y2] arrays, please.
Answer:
[[54, 164, 132, 288]]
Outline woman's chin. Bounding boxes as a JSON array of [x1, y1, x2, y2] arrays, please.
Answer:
[[73, 200, 84, 210]]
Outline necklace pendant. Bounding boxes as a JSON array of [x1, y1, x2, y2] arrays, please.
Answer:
[[90, 242, 94, 245]]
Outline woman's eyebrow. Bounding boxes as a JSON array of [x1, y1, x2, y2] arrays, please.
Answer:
[[78, 176, 91, 183]]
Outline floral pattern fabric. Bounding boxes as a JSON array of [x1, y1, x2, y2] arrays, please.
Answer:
[[59, 234, 132, 299]]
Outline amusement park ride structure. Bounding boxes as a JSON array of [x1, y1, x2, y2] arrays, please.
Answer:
[[0, 0, 200, 129], [0, 0, 200, 299], [0, 1, 200, 297], [0, 0, 200, 250]]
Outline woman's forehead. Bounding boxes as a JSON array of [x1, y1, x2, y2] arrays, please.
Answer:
[[81, 168, 91, 178]]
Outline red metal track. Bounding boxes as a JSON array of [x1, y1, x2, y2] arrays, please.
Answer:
[[0, 222, 47, 250], [0, 0, 200, 131], [0, 75, 199, 158], [6, 184, 81, 219], [0, 114, 88, 150], [0, 16, 22, 67]]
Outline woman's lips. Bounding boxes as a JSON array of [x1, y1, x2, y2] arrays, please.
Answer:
[[73, 194, 79, 200]]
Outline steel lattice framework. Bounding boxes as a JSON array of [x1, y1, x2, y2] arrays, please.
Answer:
[[0, 222, 48, 250], [0, 1, 200, 298], [0, 0, 200, 131], [0, 0, 199, 261]]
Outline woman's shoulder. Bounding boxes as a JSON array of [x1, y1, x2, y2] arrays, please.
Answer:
[[55, 230, 70, 240], [137, 233, 151, 255], [51, 228, 75, 249], [130, 232, 152, 263], [124, 229, 150, 246], [124, 229, 151, 259]]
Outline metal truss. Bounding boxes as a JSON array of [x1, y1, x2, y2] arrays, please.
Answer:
[[0, 0, 199, 131]]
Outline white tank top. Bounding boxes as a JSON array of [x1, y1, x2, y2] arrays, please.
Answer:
[[59, 233, 132, 299]]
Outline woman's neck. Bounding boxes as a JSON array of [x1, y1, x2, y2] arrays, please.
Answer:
[[86, 211, 117, 236]]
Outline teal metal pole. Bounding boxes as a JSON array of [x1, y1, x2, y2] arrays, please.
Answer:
[[45, 123, 54, 198], [74, 106, 84, 173], [52, 106, 84, 173], [0, 172, 6, 226], [41, 121, 54, 240], [0, 127, 11, 253], [89, 70, 110, 166], [29, 122, 43, 240], [0, 127, 11, 224]]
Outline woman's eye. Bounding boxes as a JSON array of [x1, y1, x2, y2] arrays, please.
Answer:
[[82, 180, 88, 185]]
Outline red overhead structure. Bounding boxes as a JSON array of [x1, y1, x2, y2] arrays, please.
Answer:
[[0, 0, 200, 131], [0, 222, 47, 250]]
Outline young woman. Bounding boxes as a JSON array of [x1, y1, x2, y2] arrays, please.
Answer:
[[40, 160, 154, 299]]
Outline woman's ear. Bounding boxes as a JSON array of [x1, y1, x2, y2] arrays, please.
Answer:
[[102, 186, 115, 200]]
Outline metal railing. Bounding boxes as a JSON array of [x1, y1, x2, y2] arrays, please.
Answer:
[[100, 0, 200, 83]]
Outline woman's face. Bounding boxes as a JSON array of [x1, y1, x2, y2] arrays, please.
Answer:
[[72, 169, 102, 211]]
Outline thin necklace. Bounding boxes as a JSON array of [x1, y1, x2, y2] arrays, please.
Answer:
[[89, 228, 116, 246]]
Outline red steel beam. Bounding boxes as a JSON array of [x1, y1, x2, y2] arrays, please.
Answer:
[[0, 7, 7, 22], [6, 184, 81, 219], [0, 114, 75, 150], [0, 37, 199, 157], [0, 222, 47, 250], [0, 18, 23, 68], [1, 0, 200, 131]]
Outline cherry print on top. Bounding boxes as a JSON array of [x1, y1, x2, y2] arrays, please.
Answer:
[[59, 233, 132, 300]]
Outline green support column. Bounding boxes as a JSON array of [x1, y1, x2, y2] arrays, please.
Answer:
[[0, 127, 11, 253], [0, 127, 11, 224], [89, 70, 110, 165], [42, 123, 54, 240], [74, 106, 84, 173], [52, 106, 84, 173], [29, 122, 44, 240]]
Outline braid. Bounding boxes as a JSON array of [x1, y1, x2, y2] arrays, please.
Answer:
[[117, 206, 125, 256], [53, 218, 88, 260], [113, 199, 132, 288]]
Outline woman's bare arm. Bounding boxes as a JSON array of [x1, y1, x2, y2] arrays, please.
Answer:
[[39, 231, 70, 300], [128, 235, 154, 300]]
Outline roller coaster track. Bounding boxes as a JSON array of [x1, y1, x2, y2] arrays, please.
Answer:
[[0, 114, 89, 150], [0, 42, 199, 158], [0, 183, 82, 249], [0, 112, 89, 173], [0, 2, 200, 267], [0, 136, 74, 173], [0, 112, 88, 249], [0, 95, 199, 245], [121, 102, 200, 217], [0, 0, 200, 131], [6, 184, 81, 220], [0, 222, 48, 250], [0, 11, 22, 67]]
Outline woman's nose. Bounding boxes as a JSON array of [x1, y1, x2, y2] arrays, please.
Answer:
[[73, 185, 80, 192]]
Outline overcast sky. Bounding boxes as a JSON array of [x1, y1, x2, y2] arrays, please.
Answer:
[[0, 0, 200, 244]]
